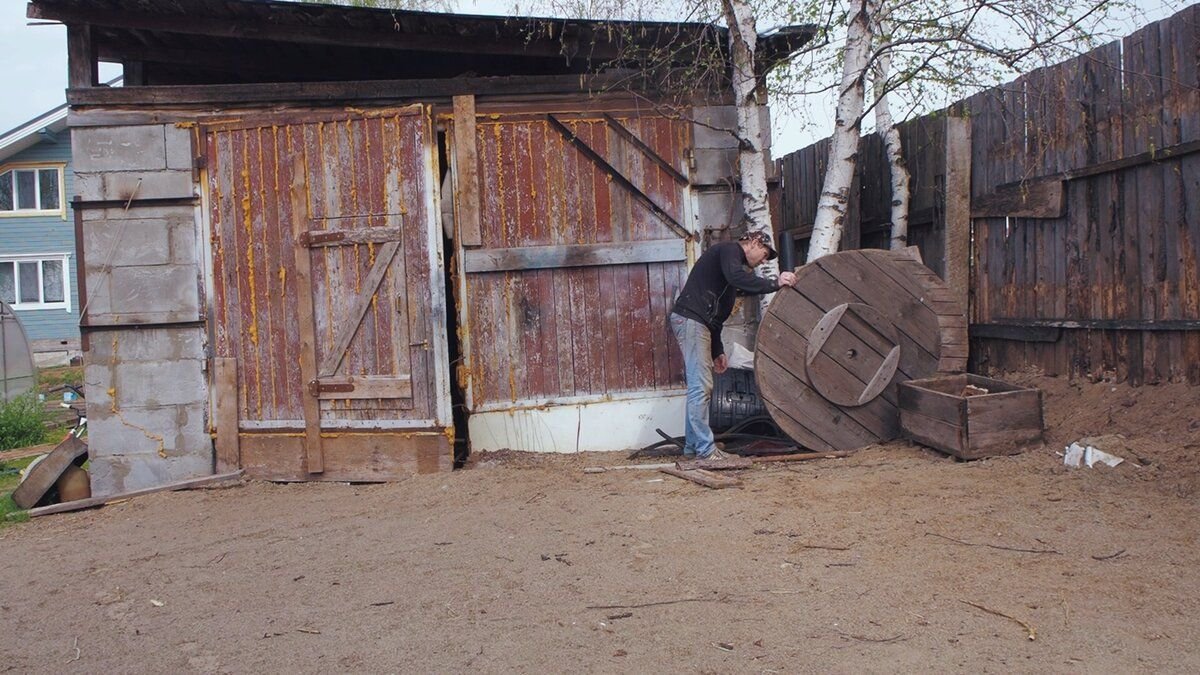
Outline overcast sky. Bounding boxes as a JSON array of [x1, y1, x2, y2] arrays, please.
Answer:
[[0, 0, 1182, 155]]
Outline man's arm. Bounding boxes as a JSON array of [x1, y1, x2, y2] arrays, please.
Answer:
[[720, 245, 780, 295]]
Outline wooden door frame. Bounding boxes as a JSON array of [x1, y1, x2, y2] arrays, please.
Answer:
[[199, 106, 455, 472]]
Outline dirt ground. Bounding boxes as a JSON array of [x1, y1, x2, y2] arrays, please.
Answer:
[[2, 375, 1199, 673]]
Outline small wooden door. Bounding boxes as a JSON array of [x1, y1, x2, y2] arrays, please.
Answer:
[[205, 106, 452, 479]]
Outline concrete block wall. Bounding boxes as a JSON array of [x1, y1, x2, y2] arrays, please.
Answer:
[[73, 124, 212, 496], [690, 105, 778, 354]]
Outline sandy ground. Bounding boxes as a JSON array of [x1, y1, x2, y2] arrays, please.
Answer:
[[2, 375, 1199, 673]]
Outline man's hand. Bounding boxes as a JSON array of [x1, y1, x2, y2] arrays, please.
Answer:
[[778, 271, 798, 287], [714, 354, 729, 374]]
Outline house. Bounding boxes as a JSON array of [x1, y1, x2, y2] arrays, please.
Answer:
[[0, 103, 80, 365], [27, 0, 812, 495]]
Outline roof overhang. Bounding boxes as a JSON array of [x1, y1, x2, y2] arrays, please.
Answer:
[[0, 105, 69, 164], [27, 0, 814, 87]]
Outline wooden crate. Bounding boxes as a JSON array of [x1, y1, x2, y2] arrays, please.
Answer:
[[898, 374, 1043, 459]]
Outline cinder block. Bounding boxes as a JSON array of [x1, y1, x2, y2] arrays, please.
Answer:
[[169, 216, 199, 265], [697, 190, 744, 230], [692, 106, 737, 149], [89, 452, 213, 498], [76, 170, 194, 202], [74, 125, 167, 172], [86, 326, 205, 363], [164, 125, 194, 171], [691, 148, 739, 186], [88, 404, 183, 456], [82, 218, 173, 267], [114, 359, 207, 407], [105, 264, 201, 317]]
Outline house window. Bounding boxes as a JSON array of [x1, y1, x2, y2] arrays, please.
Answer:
[[0, 255, 70, 310], [0, 165, 64, 216]]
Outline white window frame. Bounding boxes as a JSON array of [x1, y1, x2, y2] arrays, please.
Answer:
[[0, 162, 67, 219], [0, 253, 72, 311]]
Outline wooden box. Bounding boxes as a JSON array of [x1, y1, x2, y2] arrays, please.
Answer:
[[898, 374, 1043, 460]]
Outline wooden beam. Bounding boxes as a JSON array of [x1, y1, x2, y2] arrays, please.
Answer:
[[943, 116, 971, 326], [660, 467, 741, 489], [66, 24, 98, 88], [298, 226, 403, 248], [451, 95, 483, 248], [463, 239, 686, 273], [26, 471, 244, 518], [29, 3, 629, 61], [971, 180, 1064, 219], [287, 166, 324, 474], [973, 319, 1200, 333], [993, 137, 1200, 189], [213, 357, 240, 473], [313, 375, 413, 400], [969, 324, 1062, 343], [66, 72, 645, 107], [317, 241, 402, 377], [602, 113, 689, 185], [546, 114, 690, 239]]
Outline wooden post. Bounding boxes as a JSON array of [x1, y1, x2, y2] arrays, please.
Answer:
[[289, 165, 324, 474], [451, 95, 482, 247], [66, 25, 98, 89], [213, 358, 240, 473], [944, 116, 972, 327]]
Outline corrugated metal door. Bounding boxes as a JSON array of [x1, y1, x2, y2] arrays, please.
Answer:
[[205, 106, 450, 476]]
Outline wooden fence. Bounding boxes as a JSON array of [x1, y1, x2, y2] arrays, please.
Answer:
[[776, 4, 1200, 384]]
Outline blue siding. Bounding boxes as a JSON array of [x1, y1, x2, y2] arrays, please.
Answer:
[[0, 131, 80, 343]]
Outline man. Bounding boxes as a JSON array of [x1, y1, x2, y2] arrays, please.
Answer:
[[669, 230, 798, 460]]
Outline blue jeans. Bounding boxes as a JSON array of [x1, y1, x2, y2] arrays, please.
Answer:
[[669, 313, 716, 458]]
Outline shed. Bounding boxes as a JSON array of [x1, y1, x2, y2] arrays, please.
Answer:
[[27, 0, 813, 493]]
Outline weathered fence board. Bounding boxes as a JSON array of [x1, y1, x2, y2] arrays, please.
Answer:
[[777, 6, 1200, 385]]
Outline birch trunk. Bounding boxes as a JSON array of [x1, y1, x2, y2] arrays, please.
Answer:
[[721, 0, 781, 314], [870, 1, 912, 249], [806, 0, 872, 262]]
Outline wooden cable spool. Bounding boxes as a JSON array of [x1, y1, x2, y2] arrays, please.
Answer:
[[755, 248, 967, 452]]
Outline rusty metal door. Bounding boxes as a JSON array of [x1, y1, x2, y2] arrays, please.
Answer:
[[204, 105, 451, 476]]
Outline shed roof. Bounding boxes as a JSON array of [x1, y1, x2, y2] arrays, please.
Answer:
[[28, 0, 814, 86]]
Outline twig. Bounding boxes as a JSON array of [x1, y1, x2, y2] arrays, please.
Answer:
[[296, 628, 321, 635], [960, 600, 1037, 641], [925, 532, 1060, 554], [793, 543, 852, 551], [587, 596, 721, 610], [838, 630, 906, 643], [66, 636, 80, 663], [1091, 548, 1127, 561], [606, 612, 634, 620]]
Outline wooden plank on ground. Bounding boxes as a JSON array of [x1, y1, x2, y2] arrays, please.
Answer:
[[27, 471, 244, 518], [660, 467, 741, 489], [213, 357, 240, 473], [0, 443, 59, 464], [11, 436, 88, 509], [675, 456, 753, 471]]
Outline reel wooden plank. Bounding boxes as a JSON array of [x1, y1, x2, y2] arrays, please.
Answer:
[[755, 248, 967, 452]]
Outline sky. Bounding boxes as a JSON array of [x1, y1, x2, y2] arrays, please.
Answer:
[[0, 0, 1184, 155]]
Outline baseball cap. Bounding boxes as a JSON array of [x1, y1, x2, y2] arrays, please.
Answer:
[[739, 230, 778, 260]]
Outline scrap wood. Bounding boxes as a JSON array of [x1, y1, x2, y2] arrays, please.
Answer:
[[660, 467, 741, 489], [750, 450, 853, 463], [925, 531, 1060, 554], [675, 456, 753, 471], [26, 470, 244, 517], [583, 462, 676, 473], [960, 600, 1037, 641], [0, 443, 57, 464]]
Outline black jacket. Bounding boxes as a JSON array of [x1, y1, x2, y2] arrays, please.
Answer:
[[671, 241, 780, 358]]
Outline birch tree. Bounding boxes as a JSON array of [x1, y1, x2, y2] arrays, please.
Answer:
[[788, 0, 1122, 262]]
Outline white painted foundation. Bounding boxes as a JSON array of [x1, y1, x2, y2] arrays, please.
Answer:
[[468, 392, 687, 453]]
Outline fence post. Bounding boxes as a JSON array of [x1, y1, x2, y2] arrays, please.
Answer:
[[943, 116, 972, 334]]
